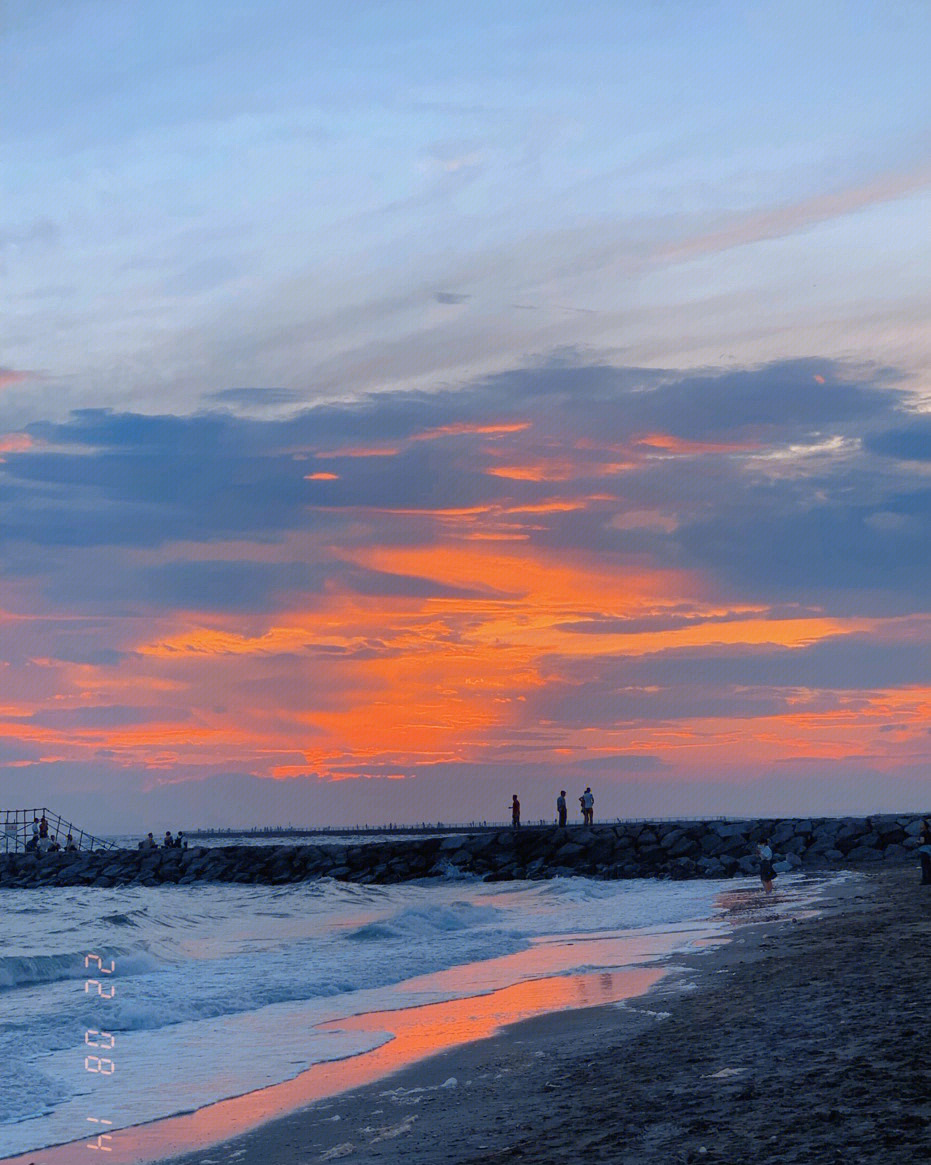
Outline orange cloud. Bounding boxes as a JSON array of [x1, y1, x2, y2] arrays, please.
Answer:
[[412, 421, 532, 440], [0, 433, 34, 454], [314, 446, 400, 458], [485, 460, 634, 481], [635, 433, 762, 455]]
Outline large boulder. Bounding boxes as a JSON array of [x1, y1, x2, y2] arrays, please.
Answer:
[[668, 857, 697, 880], [698, 832, 726, 856], [668, 834, 701, 859], [770, 821, 800, 846], [659, 827, 687, 850], [554, 841, 587, 862]]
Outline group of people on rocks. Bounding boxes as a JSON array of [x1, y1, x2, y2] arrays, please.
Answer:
[[24, 815, 79, 854], [510, 787, 596, 828], [139, 830, 188, 849]]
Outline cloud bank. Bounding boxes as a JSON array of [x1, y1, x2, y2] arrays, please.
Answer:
[[1, 357, 928, 830]]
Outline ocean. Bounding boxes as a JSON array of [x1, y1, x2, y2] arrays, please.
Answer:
[[0, 852, 835, 1162]]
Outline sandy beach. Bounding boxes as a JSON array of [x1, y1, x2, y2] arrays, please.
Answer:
[[157, 864, 929, 1165]]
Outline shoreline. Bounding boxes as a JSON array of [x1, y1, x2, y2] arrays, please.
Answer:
[[5, 866, 926, 1165], [146, 870, 869, 1165], [155, 866, 927, 1165]]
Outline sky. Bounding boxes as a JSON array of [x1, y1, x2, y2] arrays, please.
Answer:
[[1, 1, 929, 833]]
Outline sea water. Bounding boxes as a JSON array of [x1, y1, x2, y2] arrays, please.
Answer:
[[0, 862, 828, 1160]]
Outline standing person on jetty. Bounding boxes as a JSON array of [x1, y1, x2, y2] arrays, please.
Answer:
[[511, 795, 521, 828], [758, 840, 776, 892], [556, 790, 568, 827], [918, 819, 931, 885], [580, 787, 594, 825]]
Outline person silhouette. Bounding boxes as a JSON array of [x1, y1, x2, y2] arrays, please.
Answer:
[[580, 787, 594, 826]]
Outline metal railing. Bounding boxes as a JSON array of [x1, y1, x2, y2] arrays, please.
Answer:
[[1, 807, 117, 854]]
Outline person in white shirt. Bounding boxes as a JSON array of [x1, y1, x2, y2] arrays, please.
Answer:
[[757, 841, 776, 892], [580, 787, 594, 826]]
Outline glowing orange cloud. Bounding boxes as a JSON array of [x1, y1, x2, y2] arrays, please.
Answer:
[[3, 450, 926, 796], [486, 462, 579, 481], [635, 433, 762, 455], [485, 459, 634, 481], [0, 433, 34, 456], [4, 599, 923, 786], [412, 421, 531, 440]]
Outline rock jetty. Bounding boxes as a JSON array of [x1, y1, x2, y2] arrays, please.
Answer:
[[0, 813, 926, 889]]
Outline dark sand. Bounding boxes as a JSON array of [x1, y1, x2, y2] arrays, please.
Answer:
[[166, 866, 929, 1165]]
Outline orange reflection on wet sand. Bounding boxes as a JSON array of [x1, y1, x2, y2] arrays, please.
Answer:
[[320, 964, 665, 1066], [2, 965, 665, 1165]]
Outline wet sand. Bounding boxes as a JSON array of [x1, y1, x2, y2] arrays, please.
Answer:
[[160, 864, 929, 1165]]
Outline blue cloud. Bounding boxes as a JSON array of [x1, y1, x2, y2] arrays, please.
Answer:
[[865, 417, 931, 461], [1, 358, 926, 621]]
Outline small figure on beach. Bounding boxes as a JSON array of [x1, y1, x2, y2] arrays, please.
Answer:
[[47, 834, 60, 852], [143, 832, 157, 850], [164, 831, 174, 848], [758, 840, 776, 893], [918, 819, 931, 885], [26, 818, 39, 852], [38, 815, 49, 839], [580, 787, 594, 826], [176, 831, 187, 849], [556, 790, 567, 827], [65, 834, 77, 852], [511, 795, 521, 828]]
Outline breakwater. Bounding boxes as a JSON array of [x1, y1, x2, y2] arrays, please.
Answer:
[[0, 813, 926, 888]]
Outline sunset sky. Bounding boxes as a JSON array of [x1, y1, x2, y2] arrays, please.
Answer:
[[2, 1, 929, 832]]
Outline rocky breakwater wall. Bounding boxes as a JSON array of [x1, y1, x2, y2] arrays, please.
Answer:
[[0, 813, 927, 889]]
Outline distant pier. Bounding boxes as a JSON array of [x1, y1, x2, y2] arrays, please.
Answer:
[[0, 813, 926, 889]]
